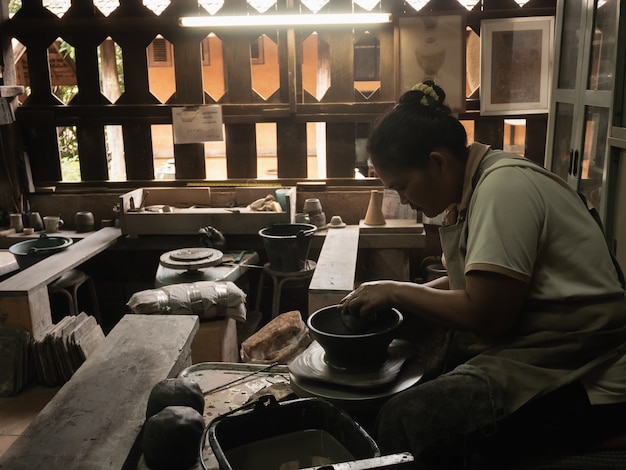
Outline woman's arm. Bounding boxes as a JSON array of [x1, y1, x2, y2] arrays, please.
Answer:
[[342, 270, 529, 337]]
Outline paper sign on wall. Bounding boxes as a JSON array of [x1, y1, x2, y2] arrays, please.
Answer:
[[172, 105, 223, 144]]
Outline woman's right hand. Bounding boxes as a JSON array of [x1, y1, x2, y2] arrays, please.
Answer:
[[339, 280, 400, 320]]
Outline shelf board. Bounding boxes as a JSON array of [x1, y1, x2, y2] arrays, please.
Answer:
[[0, 86, 25, 98]]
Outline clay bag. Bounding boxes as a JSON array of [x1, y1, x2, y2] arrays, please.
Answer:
[[142, 405, 205, 470], [146, 377, 204, 419]]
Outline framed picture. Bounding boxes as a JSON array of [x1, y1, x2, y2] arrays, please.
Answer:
[[480, 16, 554, 115], [399, 14, 466, 114]]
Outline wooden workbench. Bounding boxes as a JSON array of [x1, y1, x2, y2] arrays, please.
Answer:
[[308, 221, 425, 315], [0, 314, 199, 470], [0, 227, 122, 336]]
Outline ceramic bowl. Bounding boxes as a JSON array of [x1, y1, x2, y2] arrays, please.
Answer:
[[307, 305, 403, 371], [9, 234, 73, 269]]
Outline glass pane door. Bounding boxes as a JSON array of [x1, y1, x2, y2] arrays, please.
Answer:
[[579, 105, 610, 209], [551, 102, 575, 180], [586, 0, 619, 91], [557, 0, 585, 90]]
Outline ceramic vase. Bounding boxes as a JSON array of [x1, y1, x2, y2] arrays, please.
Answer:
[[364, 190, 386, 226]]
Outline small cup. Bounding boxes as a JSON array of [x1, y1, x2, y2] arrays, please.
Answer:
[[23, 211, 43, 231], [303, 198, 322, 215], [75, 211, 95, 232], [274, 189, 289, 211], [9, 213, 23, 233], [294, 213, 310, 224], [43, 215, 64, 233], [23, 227, 34, 235], [309, 212, 326, 229]]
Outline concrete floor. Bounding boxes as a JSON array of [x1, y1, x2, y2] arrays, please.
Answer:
[[0, 384, 59, 458]]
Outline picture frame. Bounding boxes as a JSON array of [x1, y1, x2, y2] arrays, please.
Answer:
[[480, 16, 554, 115], [399, 14, 466, 114]]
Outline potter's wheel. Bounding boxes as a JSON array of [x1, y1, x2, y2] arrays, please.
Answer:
[[289, 340, 424, 410], [159, 247, 223, 271], [289, 340, 415, 389]]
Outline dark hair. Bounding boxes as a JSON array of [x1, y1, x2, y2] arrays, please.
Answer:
[[367, 81, 468, 171]]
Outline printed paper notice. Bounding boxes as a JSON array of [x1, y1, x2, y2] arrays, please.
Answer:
[[172, 105, 223, 144]]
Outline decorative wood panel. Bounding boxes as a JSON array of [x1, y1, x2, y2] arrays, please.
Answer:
[[1, 0, 556, 186]]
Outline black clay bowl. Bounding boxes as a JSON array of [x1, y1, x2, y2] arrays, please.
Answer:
[[307, 305, 403, 371]]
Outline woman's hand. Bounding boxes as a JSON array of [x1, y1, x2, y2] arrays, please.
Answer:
[[340, 280, 400, 319], [339, 271, 529, 337]]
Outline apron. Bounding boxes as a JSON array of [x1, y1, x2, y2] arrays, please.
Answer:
[[438, 151, 626, 414]]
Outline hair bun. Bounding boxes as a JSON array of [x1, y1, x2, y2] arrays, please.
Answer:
[[400, 80, 449, 114]]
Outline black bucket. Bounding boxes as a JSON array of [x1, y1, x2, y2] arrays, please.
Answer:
[[205, 395, 379, 470], [258, 223, 317, 272]]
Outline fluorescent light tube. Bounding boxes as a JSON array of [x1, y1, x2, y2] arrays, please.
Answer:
[[179, 13, 392, 28]]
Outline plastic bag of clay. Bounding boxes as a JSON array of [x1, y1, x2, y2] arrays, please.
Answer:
[[127, 281, 247, 322], [241, 310, 311, 364]]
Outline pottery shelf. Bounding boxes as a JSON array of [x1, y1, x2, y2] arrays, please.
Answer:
[[119, 186, 296, 236]]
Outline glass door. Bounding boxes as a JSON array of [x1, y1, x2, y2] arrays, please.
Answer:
[[545, 0, 588, 182], [547, 0, 619, 217], [576, 0, 619, 215]]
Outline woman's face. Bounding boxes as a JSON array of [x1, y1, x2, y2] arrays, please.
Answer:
[[374, 151, 463, 218]]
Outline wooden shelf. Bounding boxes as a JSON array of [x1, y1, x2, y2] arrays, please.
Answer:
[[0, 86, 25, 98]]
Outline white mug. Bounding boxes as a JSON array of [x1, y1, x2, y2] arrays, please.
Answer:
[[43, 215, 64, 233]]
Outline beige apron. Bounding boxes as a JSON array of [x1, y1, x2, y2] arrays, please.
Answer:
[[439, 153, 626, 414]]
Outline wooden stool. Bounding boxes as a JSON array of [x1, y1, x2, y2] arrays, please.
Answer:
[[255, 260, 316, 320], [48, 269, 101, 323]]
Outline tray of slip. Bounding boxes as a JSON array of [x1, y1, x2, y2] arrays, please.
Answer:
[[177, 362, 292, 470], [119, 187, 296, 236]]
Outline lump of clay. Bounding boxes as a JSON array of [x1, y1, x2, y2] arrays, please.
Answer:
[[241, 310, 311, 364], [146, 377, 204, 419], [142, 405, 205, 470]]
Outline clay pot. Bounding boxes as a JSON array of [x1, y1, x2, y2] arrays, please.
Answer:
[[307, 305, 403, 371], [75, 211, 95, 232]]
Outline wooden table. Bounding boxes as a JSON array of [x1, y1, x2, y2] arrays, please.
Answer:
[[0, 314, 199, 470], [0, 228, 122, 336], [0, 251, 18, 277]]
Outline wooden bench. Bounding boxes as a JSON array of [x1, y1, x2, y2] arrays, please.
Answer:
[[0, 314, 199, 470], [308, 226, 360, 314]]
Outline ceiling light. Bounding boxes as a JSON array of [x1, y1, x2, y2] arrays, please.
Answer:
[[179, 12, 392, 28], [458, 0, 479, 9]]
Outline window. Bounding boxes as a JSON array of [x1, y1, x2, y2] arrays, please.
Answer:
[[148, 37, 172, 67]]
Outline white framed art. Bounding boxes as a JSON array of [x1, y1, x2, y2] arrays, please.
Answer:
[[480, 16, 554, 115]]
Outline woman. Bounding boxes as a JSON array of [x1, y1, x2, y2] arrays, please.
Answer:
[[341, 81, 626, 468]]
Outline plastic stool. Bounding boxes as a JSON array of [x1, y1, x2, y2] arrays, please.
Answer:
[[255, 260, 316, 320], [48, 269, 101, 323]]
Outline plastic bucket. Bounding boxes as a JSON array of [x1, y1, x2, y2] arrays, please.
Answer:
[[258, 223, 317, 272], [205, 396, 379, 470]]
